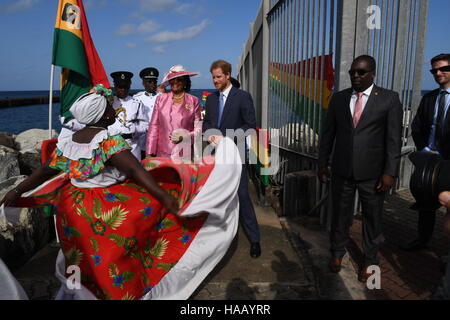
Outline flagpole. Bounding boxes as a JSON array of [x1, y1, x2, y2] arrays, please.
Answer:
[[48, 64, 60, 245], [48, 64, 55, 139]]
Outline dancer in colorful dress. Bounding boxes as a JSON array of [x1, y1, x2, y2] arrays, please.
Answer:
[[0, 86, 242, 300]]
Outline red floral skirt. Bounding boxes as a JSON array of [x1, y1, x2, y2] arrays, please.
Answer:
[[17, 157, 214, 300]]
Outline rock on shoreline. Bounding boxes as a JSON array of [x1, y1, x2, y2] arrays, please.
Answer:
[[0, 129, 58, 271]]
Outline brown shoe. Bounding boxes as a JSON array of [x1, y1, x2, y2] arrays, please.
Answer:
[[358, 266, 373, 283], [329, 257, 343, 273]]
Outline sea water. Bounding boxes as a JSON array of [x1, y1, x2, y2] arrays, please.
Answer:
[[0, 89, 215, 135]]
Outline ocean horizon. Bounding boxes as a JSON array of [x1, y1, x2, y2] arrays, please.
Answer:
[[0, 89, 435, 135], [0, 89, 216, 135]]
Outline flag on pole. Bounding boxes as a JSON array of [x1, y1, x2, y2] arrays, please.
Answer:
[[201, 91, 212, 106], [52, 0, 110, 123], [249, 127, 270, 186]]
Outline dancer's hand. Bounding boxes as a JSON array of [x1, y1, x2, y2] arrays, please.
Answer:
[[0, 189, 20, 207], [162, 194, 179, 214]]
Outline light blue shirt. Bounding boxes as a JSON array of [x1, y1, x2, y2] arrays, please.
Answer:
[[425, 87, 450, 152]]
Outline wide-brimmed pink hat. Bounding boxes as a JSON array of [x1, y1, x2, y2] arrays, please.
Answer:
[[162, 65, 198, 85]]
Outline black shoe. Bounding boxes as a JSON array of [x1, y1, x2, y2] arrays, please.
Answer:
[[399, 239, 427, 252], [250, 242, 261, 258]]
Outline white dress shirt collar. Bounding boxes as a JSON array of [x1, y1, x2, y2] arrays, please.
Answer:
[[221, 83, 233, 99], [352, 84, 374, 97]]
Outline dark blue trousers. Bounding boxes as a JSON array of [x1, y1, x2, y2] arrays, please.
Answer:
[[238, 164, 260, 243]]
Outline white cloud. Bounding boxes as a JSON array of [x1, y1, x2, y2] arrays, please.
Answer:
[[139, 0, 178, 12], [137, 20, 160, 33], [3, 0, 39, 13], [146, 19, 210, 43], [116, 24, 137, 36], [84, 0, 109, 9], [174, 3, 193, 14], [116, 20, 159, 36], [134, 0, 195, 14], [126, 42, 137, 48], [152, 45, 166, 54]]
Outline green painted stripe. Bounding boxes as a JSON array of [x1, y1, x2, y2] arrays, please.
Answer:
[[270, 78, 327, 134], [52, 28, 90, 79], [60, 70, 91, 122]]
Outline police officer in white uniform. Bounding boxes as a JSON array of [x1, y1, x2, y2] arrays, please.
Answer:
[[133, 67, 161, 159], [108, 71, 146, 160]]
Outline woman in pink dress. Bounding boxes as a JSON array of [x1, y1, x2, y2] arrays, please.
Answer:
[[146, 65, 202, 161]]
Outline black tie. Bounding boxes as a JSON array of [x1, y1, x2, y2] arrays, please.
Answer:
[[435, 91, 449, 149]]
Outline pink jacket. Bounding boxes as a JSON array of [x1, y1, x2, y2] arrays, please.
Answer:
[[146, 92, 202, 158]]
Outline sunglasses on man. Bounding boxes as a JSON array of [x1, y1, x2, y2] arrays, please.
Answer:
[[430, 65, 450, 75], [348, 69, 371, 76]]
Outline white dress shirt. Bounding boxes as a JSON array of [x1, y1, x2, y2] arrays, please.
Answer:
[[133, 91, 161, 152], [220, 83, 233, 105], [349, 84, 374, 117], [107, 95, 146, 159]]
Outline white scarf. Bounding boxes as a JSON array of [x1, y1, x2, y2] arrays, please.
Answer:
[[69, 92, 107, 125]]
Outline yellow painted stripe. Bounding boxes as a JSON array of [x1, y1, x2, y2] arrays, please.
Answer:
[[270, 73, 333, 108], [55, 0, 83, 40]]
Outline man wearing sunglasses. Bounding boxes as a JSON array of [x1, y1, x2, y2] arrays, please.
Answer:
[[318, 55, 403, 283], [404, 54, 450, 252]]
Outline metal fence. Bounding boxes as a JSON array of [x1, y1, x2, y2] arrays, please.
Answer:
[[238, 0, 428, 184], [238, 0, 428, 222]]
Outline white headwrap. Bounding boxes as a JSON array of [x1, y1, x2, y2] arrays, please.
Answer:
[[69, 92, 107, 125]]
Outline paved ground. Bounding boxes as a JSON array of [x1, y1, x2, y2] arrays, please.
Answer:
[[287, 188, 450, 300], [9, 182, 322, 300], [9, 183, 448, 300], [347, 189, 449, 300]]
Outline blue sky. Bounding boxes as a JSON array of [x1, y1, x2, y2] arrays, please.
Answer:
[[0, 0, 448, 91]]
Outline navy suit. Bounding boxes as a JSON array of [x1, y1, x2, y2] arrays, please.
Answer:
[[203, 86, 260, 243], [410, 89, 449, 243]]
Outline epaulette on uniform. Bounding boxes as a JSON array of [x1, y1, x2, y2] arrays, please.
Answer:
[[133, 91, 145, 98]]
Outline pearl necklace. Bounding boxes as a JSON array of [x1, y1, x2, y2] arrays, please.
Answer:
[[172, 92, 185, 105]]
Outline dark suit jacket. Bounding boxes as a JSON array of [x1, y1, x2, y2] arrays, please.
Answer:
[[202, 86, 256, 138], [318, 85, 403, 180], [411, 89, 450, 159]]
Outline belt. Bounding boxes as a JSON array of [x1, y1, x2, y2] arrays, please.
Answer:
[[121, 133, 133, 140]]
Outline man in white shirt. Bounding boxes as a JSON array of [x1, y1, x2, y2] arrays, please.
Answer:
[[108, 71, 146, 160], [133, 67, 161, 159]]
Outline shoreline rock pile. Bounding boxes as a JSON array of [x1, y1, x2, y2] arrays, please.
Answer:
[[0, 129, 58, 270]]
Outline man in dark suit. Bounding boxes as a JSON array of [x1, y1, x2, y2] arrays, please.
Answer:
[[318, 55, 403, 282], [203, 60, 261, 258], [403, 53, 450, 251]]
